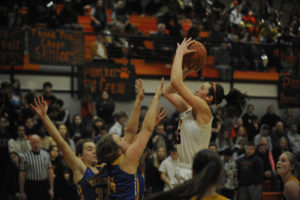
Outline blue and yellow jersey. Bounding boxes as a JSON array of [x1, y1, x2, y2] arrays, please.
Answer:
[[77, 155, 144, 200], [100, 155, 144, 200], [77, 165, 109, 200]]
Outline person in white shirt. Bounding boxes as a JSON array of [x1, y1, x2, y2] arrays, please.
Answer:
[[8, 125, 31, 157], [108, 111, 127, 136], [229, 3, 242, 25], [287, 123, 300, 157], [159, 146, 179, 191]]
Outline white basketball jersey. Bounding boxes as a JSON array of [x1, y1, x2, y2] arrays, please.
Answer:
[[176, 109, 212, 164]]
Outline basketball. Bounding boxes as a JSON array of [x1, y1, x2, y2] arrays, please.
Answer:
[[182, 41, 207, 71]]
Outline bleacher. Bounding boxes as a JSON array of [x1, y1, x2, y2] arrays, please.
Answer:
[[76, 7, 299, 81], [76, 9, 212, 79], [2, 4, 297, 81]]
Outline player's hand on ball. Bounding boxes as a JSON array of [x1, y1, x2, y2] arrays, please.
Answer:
[[176, 38, 196, 56]]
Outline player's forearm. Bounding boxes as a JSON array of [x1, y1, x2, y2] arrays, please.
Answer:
[[40, 115, 78, 170], [171, 52, 184, 87], [139, 95, 160, 146], [126, 98, 142, 135], [163, 83, 176, 95], [141, 97, 159, 134], [128, 95, 160, 164]]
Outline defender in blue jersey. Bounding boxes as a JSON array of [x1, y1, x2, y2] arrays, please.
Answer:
[[32, 96, 99, 199], [32, 79, 165, 200], [80, 158, 144, 200], [85, 78, 165, 200]]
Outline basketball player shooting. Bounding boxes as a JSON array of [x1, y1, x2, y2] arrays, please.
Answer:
[[163, 38, 247, 183]]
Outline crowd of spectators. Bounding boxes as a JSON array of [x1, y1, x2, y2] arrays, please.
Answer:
[[1, 75, 300, 199], [0, 0, 299, 75]]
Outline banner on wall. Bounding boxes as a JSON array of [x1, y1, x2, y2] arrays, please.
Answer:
[[0, 28, 25, 65], [29, 29, 85, 65], [278, 75, 300, 108], [78, 61, 136, 101]]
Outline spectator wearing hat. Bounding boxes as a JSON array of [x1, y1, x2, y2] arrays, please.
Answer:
[[256, 140, 278, 191], [254, 124, 273, 150]]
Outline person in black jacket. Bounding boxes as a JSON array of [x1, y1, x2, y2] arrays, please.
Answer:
[[237, 142, 264, 200], [5, 152, 20, 200], [90, 0, 107, 32], [95, 91, 115, 126], [256, 143, 278, 191], [260, 105, 282, 129], [49, 145, 66, 200], [242, 104, 259, 141]]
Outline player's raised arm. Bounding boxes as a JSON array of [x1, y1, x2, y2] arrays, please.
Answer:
[[169, 38, 210, 114], [31, 96, 86, 179], [163, 68, 193, 113], [124, 79, 144, 144], [123, 78, 164, 171]]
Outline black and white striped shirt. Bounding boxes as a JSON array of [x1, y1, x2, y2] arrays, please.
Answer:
[[20, 149, 52, 181]]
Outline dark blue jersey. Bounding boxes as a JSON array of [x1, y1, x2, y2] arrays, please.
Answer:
[[77, 155, 144, 200], [88, 155, 144, 200], [102, 155, 144, 200], [77, 166, 109, 200]]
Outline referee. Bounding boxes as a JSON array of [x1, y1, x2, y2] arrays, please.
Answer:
[[19, 134, 54, 200]]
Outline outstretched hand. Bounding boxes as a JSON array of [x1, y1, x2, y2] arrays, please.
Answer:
[[30, 96, 48, 118], [176, 38, 196, 56], [155, 106, 167, 126], [135, 79, 144, 101]]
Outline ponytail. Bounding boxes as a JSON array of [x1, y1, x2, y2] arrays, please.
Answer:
[[92, 134, 121, 180], [209, 83, 248, 118], [96, 134, 120, 165], [223, 88, 248, 118]]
